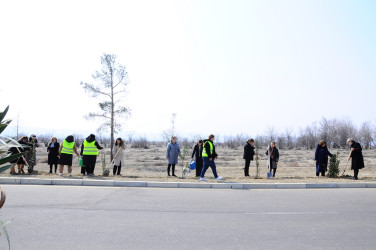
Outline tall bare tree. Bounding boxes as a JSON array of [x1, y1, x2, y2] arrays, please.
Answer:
[[80, 53, 130, 159]]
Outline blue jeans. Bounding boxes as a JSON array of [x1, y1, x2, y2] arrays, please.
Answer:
[[200, 157, 218, 178]]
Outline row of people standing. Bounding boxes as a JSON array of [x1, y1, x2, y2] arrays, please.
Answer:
[[54, 135, 126, 177], [242, 138, 364, 179]]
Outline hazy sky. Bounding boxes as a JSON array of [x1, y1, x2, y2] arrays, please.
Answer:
[[1, 0, 375, 140]]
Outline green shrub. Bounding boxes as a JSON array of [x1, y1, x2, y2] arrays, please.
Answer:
[[328, 151, 340, 178]]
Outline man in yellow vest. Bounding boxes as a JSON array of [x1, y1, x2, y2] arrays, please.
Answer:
[[80, 134, 103, 177], [200, 134, 224, 181]]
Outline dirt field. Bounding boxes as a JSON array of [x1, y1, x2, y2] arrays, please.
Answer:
[[2, 145, 375, 183]]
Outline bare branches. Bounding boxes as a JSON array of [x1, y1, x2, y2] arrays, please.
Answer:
[[80, 82, 111, 98]]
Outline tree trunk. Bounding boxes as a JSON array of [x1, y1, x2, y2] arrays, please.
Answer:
[[110, 67, 114, 161]]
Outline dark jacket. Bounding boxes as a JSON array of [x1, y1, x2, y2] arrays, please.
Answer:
[[350, 141, 364, 170], [47, 142, 60, 165], [191, 144, 203, 162], [203, 139, 218, 159], [314, 144, 333, 172], [265, 147, 279, 162], [243, 142, 255, 160]]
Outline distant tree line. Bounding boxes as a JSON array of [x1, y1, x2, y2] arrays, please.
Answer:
[[12, 117, 376, 150]]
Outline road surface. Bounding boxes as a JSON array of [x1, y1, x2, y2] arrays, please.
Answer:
[[0, 185, 375, 249]]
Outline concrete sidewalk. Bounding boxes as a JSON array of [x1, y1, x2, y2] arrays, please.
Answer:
[[0, 177, 375, 189]]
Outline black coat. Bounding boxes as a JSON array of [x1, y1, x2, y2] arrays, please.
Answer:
[[265, 147, 279, 162], [191, 144, 203, 163], [314, 144, 333, 172], [47, 142, 60, 165], [243, 142, 255, 160], [350, 142, 364, 170]]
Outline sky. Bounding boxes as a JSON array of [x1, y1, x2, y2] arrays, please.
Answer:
[[1, 0, 375, 140]]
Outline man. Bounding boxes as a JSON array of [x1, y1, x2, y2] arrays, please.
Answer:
[[200, 134, 224, 181], [243, 138, 255, 177]]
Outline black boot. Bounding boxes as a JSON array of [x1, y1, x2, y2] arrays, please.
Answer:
[[117, 165, 122, 175], [113, 165, 118, 175], [167, 165, 171, 176], [172, 165, 177, 177]]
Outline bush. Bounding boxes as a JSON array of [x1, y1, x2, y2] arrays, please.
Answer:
[[328, 151, 340, 178], [131, 137, 149, 149]]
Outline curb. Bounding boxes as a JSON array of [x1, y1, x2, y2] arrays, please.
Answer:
[[0, 177, 375, 189]]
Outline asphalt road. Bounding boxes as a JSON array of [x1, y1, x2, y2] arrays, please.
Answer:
[[0, 185, 375, 250]]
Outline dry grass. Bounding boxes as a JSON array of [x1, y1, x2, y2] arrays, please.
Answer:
[[1, 145, 375, 183]]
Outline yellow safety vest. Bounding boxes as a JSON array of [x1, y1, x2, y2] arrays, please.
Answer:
[[83, 140, 99, 156], [61, 140, 75, 155], [202, 141, 213, 157]]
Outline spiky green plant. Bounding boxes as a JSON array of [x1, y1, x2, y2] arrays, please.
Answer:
[[0, 106, 27, 172], [328, 151, 340, 178]]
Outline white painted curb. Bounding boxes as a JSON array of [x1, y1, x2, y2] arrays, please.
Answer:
[[366, 183, 376, 188], [0, 177, 375, 189], [244, 183, 276, 189], [178, 183, 211, 188], [20, 178, 52, 185], [275, 183, 307, 189], [306, 183, 338, 188], [146, 182, 179, 188], [211, 183, 244, 189], [114, 181, 147, 187], [337, 183, 368, 188], [52, 179, 83, 186], [0, 177, 21, 184], [82, 180, 115, 186]]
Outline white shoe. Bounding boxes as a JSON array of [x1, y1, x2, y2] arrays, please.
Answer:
[[59, 173, 62, 176], [199, 177, 207, 181], [216, 176, 224, 181]]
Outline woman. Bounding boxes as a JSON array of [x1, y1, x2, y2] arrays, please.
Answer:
[[347, 138, 364, 180], [8, 136, 30, 174], [243, 138, 255, 177], [26, 134, 39, 173], [58, 135, 80, 177], [113, 138, 125, 176], [191, 139, 203, 177], [166, 136, 181, 177], [265, 142, 279, 177], [80, 134, 103, 177], [314, 140, 333, 177], [47, 137, 60, 174]]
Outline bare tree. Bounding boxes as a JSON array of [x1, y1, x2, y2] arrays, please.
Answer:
[[265, 126, 277, 143], [284, 127, 294, 149], [359, 121, 374, 149], [81, 53, 130, 159]]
